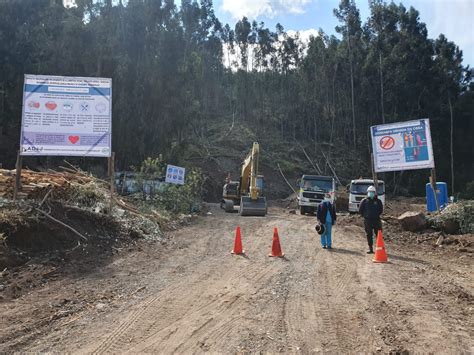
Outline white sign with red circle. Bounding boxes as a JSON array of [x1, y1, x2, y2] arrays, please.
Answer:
[[370, 119, 434, 173], [379, 136, 395, 150]]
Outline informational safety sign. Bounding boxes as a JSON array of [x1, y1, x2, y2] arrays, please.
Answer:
[[20, 74, 112, 157], [371, 119, 435, 173], [165, 164, 186, 185]]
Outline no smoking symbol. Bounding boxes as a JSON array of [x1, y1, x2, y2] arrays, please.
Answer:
[[380, 136, 395, 150]]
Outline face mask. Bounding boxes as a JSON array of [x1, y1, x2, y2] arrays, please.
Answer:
[[368, 192, 375, 199]]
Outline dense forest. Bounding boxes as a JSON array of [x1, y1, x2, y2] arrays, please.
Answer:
[[0, 0, 472, 196]]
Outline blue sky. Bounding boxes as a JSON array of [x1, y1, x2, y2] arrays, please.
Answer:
[[212, 0, 474, 67]]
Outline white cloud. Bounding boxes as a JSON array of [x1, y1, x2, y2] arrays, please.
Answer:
[[287, 29, 319, 44], [431, 1, 473, 52], [223, 28, 319, 70], [413, 0, 473, 64], [63, 0, 76, 7], [221, 0, 312, 20]]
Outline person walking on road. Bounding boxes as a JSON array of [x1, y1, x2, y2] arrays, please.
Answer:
[[317, 193, 337, 249], [359, 186, 383, 254]]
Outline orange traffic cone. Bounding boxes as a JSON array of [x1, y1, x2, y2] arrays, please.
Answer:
[[269, 227, 285, 257], [231, 226, 245, 255], [373, 230, 388, 263]]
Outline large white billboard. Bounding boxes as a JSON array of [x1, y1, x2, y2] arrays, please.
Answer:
[[371, 119, 435, 173], [20, 74, 112, 157]]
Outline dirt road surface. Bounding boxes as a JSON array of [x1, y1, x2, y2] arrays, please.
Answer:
[[1, 204, 473, 353]]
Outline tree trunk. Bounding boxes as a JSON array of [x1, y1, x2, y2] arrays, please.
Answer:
[[379, 52, 385, 123], [350, 64, 356, 147], [348, 39, 356, 149], [448, 93, 454, 196]]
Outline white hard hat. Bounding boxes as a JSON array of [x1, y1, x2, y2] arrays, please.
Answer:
[[367, 186, 376, 192]]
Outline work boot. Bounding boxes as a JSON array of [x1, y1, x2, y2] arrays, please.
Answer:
[[367, 246, 374, 254]]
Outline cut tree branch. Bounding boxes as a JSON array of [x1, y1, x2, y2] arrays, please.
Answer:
[[277, 163, 296, 194], [35, 208, 88, 242], [296, 141, 322, 175]]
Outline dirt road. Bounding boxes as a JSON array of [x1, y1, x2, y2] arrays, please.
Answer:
[[1, 204, 473, 353]]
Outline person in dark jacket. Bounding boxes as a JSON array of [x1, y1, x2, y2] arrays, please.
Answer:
[[359, 185, 383, 253], [317, 193, 337, 249]]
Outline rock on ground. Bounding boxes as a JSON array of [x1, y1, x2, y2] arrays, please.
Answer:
[[398, 211, 427, 232]]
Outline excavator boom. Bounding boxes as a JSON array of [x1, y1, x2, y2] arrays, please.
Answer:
[[221, 142, 267, 216], [238, 142, 267, 216]]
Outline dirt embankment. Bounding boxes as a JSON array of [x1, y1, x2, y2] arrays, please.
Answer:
[[0, 202, 163, 301]]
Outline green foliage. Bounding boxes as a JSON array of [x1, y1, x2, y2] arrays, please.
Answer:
[[428, 201, 474, 234], [132, 157, 205, 214], [66, 182, 109, 209], [154, 168, 205, 214], [139, 156, 166, 176]]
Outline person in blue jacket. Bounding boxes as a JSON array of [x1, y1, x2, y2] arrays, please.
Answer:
[[317, 193, 337, 249]]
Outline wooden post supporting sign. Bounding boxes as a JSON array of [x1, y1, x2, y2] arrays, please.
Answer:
[[370, 153, 379, 196], [109, 152, 115, 214], [13, 150, 23, 201]]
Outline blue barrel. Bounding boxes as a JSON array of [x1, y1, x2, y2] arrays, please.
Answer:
[[426, 182, 448, 212]]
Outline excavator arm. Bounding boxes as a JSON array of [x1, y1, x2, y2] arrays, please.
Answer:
[[239, 142, 260, 200], [221, 142, 267, 216], [238, 142, 267, 216]]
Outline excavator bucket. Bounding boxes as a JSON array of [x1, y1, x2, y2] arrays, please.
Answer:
[[239, 196, 267, 216]]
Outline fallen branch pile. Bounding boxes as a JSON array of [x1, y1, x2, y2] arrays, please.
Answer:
[[0, 165, 97, 200], [0, 164, 156, 220]]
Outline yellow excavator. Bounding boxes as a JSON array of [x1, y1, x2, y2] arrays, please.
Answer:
[[221, 142, 267, 216]]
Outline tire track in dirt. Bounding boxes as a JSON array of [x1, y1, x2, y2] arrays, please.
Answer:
[[129, 265, 279, 353], [129, 216, 295, 354], [341, 223, 471, 353], [87, 213, 286, 354], [278, 218, 326, 352], [285, 222, 375, 353], [142, 218, 292, 353]]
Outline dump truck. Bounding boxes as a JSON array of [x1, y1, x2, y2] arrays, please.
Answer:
[[221, 142, 267, 216], [297, 175, 336, 215], [348, 178, 385, 213]]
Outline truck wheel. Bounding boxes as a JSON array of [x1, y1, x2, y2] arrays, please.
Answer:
[[223, 199, 234, 213], [300, 206, 306, 215]]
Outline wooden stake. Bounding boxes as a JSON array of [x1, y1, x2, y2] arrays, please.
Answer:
[[109, 152, 115, 214], [13, 150, 23, 201]]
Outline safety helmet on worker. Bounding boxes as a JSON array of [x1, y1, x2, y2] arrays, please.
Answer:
[[367, 185, 376, 199]]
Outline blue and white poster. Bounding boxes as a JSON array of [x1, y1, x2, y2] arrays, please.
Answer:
[[165, 164, 186, 185], [20, 74, 112, 157], [371, 119, 435, 173]]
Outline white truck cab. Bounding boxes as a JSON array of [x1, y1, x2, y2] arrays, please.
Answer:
[[348, 179, 385, 213], [297, 175, 336, 215]]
